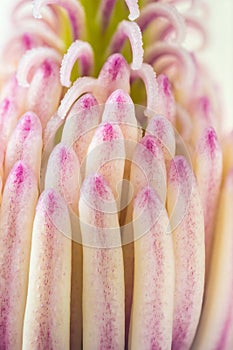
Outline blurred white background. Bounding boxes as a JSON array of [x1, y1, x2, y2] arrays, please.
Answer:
[[0, 0, 232, 129]]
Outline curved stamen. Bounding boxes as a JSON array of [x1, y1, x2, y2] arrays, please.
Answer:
[[12, 0, 60, 31], [137, 2, 186, 44], [145, 41, 196, 89], [17, 47, 62, 87], [60, 40, 94, 87], [33, 0, 85, 39], [98, 0, 117, 31], [131, 63, 158, 117], [124, 0, 140, 20], [17, 18, 65, 52], [57, 77, 98, 119], [109, 20, 143, 70], [159, 12, 207, 50]]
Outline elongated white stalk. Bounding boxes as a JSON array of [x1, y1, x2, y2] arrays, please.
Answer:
[[167, 156, 205, 350], [22, 189, 71, 349], [79, 174, 125, 349], [44, 142, 82, 349], [194, 127, 222, 274], [129, 186, 174, 349], [192, 169, 233, 350], [0, 161, 38, 349]]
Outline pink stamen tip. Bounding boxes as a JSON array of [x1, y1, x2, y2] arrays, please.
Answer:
[[100, 54, 128, 82], [94, 175, 109, 198], [160, 74, 171, 95], [102, 123, 114, 141], [199, 96, 212, 116], [21, 114, 32, 132], [140, 135, 161, 158], [168, 156, 192, 184], [13, 161, 25, 185], [0, 99, 10, 114], [41, 60, 53, 78], [22, 33, 33, 50]]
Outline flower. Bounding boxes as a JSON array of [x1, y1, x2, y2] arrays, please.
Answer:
[[0, 0, 232, 349]]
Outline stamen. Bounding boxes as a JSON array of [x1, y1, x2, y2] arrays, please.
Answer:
[[57, 77, 98, 119], [60, 40, 94, 87], [131, 63, 158, 117], [12, 0, 60, 31], [98, 54, 131, 97], [138, 2, 186, 44], [99, 0, 117, 31], [145, 41, 196, 89], [17, 47, 61, 87], [125, 0, 140, 20], [33, 0, 85, 39], [110, 20, 143, 70], [17, 18, 65, 51]]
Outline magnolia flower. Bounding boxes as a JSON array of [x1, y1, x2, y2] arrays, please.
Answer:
[[0, 0, 232, 349]]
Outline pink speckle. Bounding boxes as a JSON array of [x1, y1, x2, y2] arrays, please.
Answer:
[[22, 34, 32, 50], [102, 123, 114, 141], [47, 191, 56, 216], [107, 55, 125, 81], [14, 163, 24, 184], [0, 98, 10, 115], [158, 74, 171, 96], [22, 114, 32, 132], [59, 146, 68, 165], [168, 156, 191, 185], [200, 96, 211, 116], [41, 60, 52, 78], [144, 136, 156, 153], [80, 94, 97, 110], [94, 175, 109, 198], [206, 127, 217, 155], [140, 135, 162, 159], [116, 94, 124, 104]]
